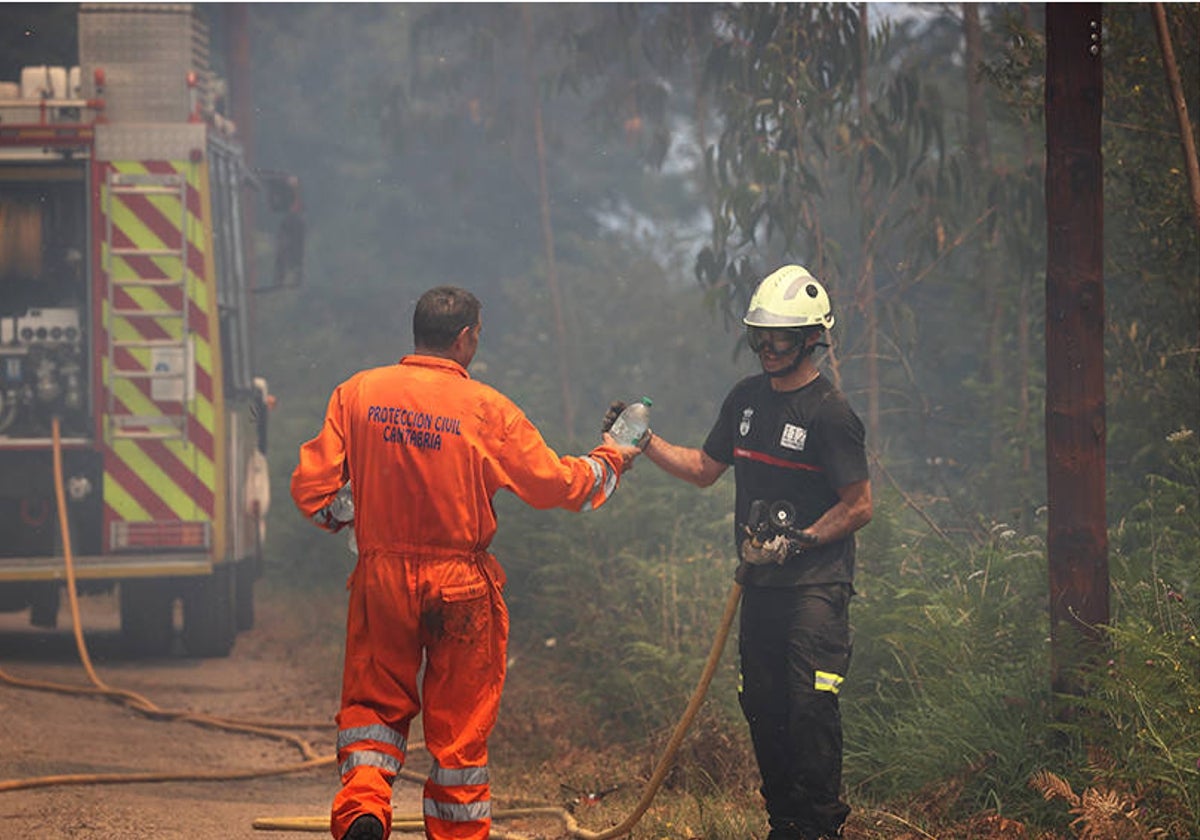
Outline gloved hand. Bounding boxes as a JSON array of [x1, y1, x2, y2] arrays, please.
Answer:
[[311, 483, 354, 533], [601, 400, 626, 434], [739, 533, 791, 565]]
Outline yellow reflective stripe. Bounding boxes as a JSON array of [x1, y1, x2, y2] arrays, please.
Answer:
[[109, 198, 179, 259], [104, 471, 151, 521], [183, 429, 215, 490], [192, 327, 212, 369], [192, 157, 225, 562], [107, 363, 215, 485], [112, 439, 198, 519], [160, 434, 215, 492], [814, 670, 844, 694], [191, 375, 215, 428]]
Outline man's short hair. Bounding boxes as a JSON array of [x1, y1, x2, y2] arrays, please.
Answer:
[[413, 286, 481, 350]]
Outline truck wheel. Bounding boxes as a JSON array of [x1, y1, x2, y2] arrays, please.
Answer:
[[119, 579, 176, 657], [235, 556, 256, 631], [181, 565, 236, 658]]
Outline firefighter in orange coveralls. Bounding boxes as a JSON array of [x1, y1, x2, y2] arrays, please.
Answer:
[[291, 286, 643, 840]]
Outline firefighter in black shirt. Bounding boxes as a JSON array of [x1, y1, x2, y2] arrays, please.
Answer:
[[613, 264, 872, 840]]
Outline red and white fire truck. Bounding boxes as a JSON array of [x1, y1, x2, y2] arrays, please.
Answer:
[[0, 4, 301, 656]]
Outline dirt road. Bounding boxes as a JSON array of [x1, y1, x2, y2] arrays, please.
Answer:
[[0, 585, 427, 839]]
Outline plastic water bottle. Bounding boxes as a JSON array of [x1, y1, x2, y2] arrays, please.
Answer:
[[608, 397, 653, 448]]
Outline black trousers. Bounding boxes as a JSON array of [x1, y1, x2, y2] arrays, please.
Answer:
[[738, 582, 853, 838]]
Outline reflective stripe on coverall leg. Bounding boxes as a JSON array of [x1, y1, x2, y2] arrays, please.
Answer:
[[420, 553, 508, 840], [329, 551, 423, 840], [330, 549, 508, 840], [292, 355, 629, 840], [423, 760, 492, 838], [332, 724, 407, 839]]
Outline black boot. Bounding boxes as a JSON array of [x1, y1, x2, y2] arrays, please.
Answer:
[[765, 819, 806, 840], [342, 814, 384, 840]]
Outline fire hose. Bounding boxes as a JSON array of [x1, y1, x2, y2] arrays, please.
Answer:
[[254, 582, 744, 838], [0, 416, 744, 838]]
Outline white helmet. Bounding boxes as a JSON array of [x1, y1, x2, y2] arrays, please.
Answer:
[[743, 265, 835, 331]]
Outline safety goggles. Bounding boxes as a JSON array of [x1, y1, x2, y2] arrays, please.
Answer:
[[746, 327, 805, 355]]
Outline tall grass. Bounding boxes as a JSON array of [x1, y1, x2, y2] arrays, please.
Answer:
[[488, 430, 1200, 837], [264, 421, 1199, 837]]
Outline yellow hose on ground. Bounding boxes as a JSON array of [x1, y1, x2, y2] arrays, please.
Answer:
[[0, 417, 336, 788], [2, 418, 745, 839], [254, 582, 746, 838]]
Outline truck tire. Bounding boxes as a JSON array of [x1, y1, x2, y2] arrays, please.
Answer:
[[181, 565, 236, 658], [119, 579, 175, 657]]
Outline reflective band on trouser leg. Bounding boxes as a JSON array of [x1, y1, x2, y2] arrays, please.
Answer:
[[429, 761, 490, 787], [332, 721, 408, 838], [424, 759, 491, 840], [337, 722, 408, 778], [420, 557, 507, 840], [814, 669, 845, 694]]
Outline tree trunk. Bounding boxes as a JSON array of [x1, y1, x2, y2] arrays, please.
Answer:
[[857, 3, 880, 447], [521, 5, 574, 438], [1044, 3, 1109, 701], [1150, 2, 1200, 360], [1017, 2, 1038, 531], [1150, 2, 1200, 237], [964, 4, 1006, 516], [963, 5, 991, 167]]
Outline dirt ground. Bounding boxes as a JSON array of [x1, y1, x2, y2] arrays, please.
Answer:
[[0, 582, 1036, 840], [0, 584, 430, 840]]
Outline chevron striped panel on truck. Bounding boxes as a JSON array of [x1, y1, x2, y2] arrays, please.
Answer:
[[97, 159, 223, 555]]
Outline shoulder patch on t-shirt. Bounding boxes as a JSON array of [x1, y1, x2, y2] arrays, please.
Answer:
[[780, 423, 808, 451]]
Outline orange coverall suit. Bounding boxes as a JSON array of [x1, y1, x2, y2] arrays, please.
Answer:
[[291, 355, 625, 840]]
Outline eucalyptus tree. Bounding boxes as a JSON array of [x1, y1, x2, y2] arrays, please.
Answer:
[[1101, 3, 1200, 513], [693, 4, 956, 516], [395, 4, 708, 437]]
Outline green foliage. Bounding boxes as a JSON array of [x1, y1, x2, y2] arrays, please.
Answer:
[[234, 4, 1199, 833], [1071, 430, 1200, 834], [1101, 5, 1200, 518], [844, 509, 1059, 822], [494, 470, 740, 737]]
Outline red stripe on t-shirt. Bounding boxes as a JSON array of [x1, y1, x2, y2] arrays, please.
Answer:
[[733, 447, 825, 472]]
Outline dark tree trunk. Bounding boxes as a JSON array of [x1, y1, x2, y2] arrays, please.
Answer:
[[857, 3, 880, 447], [521, 5, 574, 438], [964, 4, 1006, 515], [1044, 3, 1109, 700]]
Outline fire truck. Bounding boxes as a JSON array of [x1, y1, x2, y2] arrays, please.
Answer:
[[0, 4, 301, 656]]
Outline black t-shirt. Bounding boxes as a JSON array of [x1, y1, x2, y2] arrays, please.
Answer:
[[703, 373, 868, 586]]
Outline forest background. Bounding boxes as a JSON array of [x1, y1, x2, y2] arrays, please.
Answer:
[[3, 4, 1198, 838]]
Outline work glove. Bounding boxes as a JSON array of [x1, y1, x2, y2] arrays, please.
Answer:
[[601, 400, 626, 434], [311, 483, 354, 533], [739, 533, 791, 566]]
